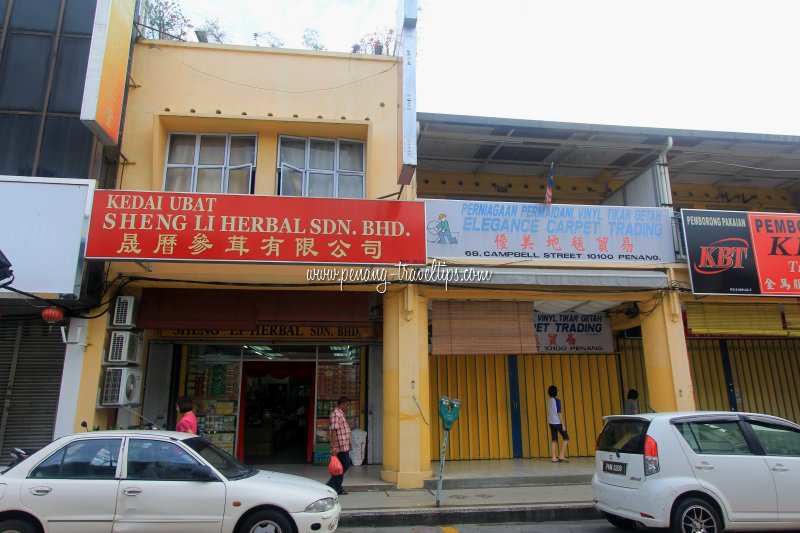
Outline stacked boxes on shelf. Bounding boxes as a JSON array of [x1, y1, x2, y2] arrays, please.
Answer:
[[185, 360, 240, 456], [313, 364, 360, 465]]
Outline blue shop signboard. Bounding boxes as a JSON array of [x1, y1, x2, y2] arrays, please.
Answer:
[[424, 199, 676, 263]]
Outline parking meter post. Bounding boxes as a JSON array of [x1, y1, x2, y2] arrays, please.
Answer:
[[435, 396, 461, 508], [435, 430, 448, 507]]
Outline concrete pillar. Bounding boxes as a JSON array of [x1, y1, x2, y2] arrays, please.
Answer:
[[54, 318, 89, 437], [381, 286, 432, 488], [640, 292, 695, 411]]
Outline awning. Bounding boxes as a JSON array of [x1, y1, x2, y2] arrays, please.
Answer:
[[423, 267, 669, 289], [421, 268, 668, 315]]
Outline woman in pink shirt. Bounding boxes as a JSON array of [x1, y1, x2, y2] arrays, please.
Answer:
[[175, 396, 197, 434]]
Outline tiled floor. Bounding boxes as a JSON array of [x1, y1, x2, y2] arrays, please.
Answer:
[[255, 457, 595, 490]]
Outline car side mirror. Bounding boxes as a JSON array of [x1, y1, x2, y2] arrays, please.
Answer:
[[191, 464, 219, 482]]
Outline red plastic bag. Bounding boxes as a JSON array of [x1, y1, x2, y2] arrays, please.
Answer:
[[327, 454, 343, 476]]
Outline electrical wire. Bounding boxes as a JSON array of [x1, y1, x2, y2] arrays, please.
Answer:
[[134, 22, 186, 42], [413, 395, 429, 426], [0, 284, 62, 307], [665, 160, 800, 173], [155, 45, 398, 94]]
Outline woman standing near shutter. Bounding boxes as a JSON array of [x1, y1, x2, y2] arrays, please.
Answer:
[[547, 385, 569, 462]]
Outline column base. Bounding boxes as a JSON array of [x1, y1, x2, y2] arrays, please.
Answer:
[[381, 467, 433, 489]]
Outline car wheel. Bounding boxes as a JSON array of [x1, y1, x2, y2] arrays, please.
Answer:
[[603, 511, 639, 530], [671, 497, 722, 533], [0, 518, 38, 533], [239, 509, 293, 533]]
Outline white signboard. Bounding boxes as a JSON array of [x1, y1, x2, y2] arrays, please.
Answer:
[[425, 199, 676, 263], [534, 312, 614, 353], [0, 176, 94, 295]]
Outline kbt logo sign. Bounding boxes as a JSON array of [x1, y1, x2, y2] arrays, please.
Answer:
[[693, 238, 749, 275]]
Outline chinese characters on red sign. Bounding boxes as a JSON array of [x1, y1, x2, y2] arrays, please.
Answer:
[[85, 191, 427, 265]]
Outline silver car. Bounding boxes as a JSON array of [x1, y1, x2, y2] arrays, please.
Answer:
[[592, 411, 800, 532]]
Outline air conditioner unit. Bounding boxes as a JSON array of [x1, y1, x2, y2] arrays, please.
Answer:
[[110, 296, 138, 329], [106, 331, 142, 365], [101, 368, 143, 407]]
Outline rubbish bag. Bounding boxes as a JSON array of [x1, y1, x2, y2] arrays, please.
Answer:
[[349, 429, 367, 466], [327, 454, 343, 476]]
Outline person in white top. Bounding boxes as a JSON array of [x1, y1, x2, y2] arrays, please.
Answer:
[[624, 388, 640, 415], [547, 385, 569, 462]]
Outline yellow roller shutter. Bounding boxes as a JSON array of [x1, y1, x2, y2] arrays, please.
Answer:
[[781, 304, 800, 337], [686, 303, 786, 336]]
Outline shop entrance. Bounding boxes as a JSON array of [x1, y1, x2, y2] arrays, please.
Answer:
[[242, 361, 315, 465], [177, 344, 362, 464]]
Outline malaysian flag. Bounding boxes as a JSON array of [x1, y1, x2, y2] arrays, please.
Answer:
[[544, 162, 554, 205]]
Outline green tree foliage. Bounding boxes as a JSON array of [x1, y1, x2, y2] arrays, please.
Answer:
[[302, 28, 326, 51], [196, 17, 227, 44], [140, 0, 192, 41], [254, 31, 285, 48]]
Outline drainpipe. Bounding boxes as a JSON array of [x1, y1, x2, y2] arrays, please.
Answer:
[[657, 136, 673, 207]]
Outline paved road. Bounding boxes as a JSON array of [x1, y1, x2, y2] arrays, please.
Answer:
[[337, 519, 800, 533], [336, 520, 617, 533]]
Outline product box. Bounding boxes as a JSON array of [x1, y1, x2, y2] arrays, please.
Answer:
[[313, 444, 332, 465]]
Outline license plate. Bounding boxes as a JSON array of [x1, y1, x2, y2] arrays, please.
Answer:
[[603, 460, 626, 475]]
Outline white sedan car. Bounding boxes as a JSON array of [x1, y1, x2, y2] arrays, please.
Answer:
[[593, 411, 800, 532], [0, 430, 340, 533]]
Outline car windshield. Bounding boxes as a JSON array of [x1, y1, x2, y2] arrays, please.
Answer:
[[597, 419, 649, 454], [183, 437, 256, 480]]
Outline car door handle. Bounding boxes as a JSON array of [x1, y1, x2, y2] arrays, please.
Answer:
[[29, 487, 52, 496], [122, 487, 142, 496], [694, 462, 715, 470], [770, 464, 789, 472]]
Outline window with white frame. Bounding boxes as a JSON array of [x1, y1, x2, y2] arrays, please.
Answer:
[[164, 134, 257, 194], [277, 136, 365, 198]]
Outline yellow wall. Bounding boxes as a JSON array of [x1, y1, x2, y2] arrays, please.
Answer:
[[124, 42, 400, 194], [113, 40, 403, 285], [75, 41, 405, 431]]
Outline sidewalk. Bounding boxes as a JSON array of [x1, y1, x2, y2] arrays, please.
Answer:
[[265, 458, 600, 528]]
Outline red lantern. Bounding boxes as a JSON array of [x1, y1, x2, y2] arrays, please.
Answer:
[[41, 306, 64, 324]]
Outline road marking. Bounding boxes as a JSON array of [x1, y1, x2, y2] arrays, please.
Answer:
[[439, 527, 460, 533]]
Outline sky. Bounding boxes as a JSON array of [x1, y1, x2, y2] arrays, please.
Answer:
[[176, 0, 800, 136]]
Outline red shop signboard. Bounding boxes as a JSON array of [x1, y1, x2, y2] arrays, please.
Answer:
[[85, 190, 427, 265]]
